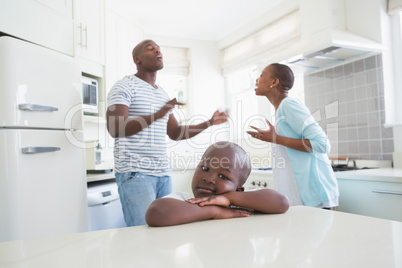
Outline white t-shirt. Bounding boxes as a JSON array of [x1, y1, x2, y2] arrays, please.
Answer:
[[163, 192, 193, 201], [162, 192, 255, 212]]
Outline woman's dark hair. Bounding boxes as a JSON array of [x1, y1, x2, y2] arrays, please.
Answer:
[[270, 63, 294, 90]]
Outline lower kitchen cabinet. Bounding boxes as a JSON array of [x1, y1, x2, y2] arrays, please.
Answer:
[[337, 178, 402, 221]]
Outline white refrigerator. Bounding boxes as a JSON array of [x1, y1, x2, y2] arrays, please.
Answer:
[[0, 36, 88, 242]]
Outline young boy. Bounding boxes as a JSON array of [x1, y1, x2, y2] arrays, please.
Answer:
[[145, 141, 289, 227]]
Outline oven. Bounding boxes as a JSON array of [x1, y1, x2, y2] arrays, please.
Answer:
[[82, 75, 99, 115], [244, 168, 274, 191]]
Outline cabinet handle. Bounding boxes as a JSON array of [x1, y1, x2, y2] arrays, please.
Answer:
[[82, 25, 88, 49], [22, 147, 61, 154], [19, 103, 58, 112], [78, 23, 83, 47], [372, 190, 402, 196]]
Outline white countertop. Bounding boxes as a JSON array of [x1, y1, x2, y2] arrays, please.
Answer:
[[250, 168, 273, 175], [0, 206, 401, 267], [86, 172, 115, 183], [335, 168, 402, 183]]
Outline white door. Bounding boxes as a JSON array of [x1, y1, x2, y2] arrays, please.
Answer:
[[74, 0, 105, 64], [0, 37, 82, 129], [0, 129, 88, 242]]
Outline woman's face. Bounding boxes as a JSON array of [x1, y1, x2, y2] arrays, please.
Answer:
[[254, 65, 274, 96]]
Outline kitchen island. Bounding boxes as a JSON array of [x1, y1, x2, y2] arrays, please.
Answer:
[[0, 206, 401, 267]]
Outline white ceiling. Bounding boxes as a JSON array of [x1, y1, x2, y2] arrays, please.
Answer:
[[109, 0, 286, 41]]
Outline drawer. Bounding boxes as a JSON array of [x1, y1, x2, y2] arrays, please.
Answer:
[[337, 179, 402, 221]]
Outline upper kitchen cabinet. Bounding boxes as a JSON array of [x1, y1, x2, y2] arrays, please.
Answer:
[[0, 0, 74, 56], [104, 9, 142, 106], [73, 0, 105, 75]]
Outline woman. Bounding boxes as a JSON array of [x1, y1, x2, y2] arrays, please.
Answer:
[[247, 63, 339, 208]]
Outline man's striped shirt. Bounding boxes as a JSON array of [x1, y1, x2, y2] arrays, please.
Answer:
[[107, 75, 171, 176]]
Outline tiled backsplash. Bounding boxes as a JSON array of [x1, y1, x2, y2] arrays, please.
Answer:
[[303, 54, 394, 161]]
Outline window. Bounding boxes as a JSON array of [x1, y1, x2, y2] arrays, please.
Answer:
[[225, 66, 263, 140], [386, 6, 402, 123], [158, 46, 189, 123], [399, 12, 402, 48], [221, 10, 301, 75], [388, 0, 402, 15], [222, 10, 302, 140]]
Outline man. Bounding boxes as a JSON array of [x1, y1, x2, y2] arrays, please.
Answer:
[[107, 39, 228, 226]]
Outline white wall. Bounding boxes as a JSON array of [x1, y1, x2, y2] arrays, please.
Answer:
[[218, 0, 299, 49]]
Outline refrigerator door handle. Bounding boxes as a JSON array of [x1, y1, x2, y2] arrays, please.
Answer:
[[19, 103, 58, 112], [21, 147, 61, 154]]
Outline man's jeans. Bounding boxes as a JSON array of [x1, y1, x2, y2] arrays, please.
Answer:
[[115, 172, 172, 226]]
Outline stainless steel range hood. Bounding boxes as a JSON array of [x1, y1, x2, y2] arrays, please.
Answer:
[[283, 29, 385, 74], [280, 0, 386, 74]]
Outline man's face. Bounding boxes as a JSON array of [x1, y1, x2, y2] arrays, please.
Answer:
[[134, 40, 164, 71], [191, 146, 243, 198]]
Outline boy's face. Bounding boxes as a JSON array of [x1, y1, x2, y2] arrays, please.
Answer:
[[191, 146, 244, 198]]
